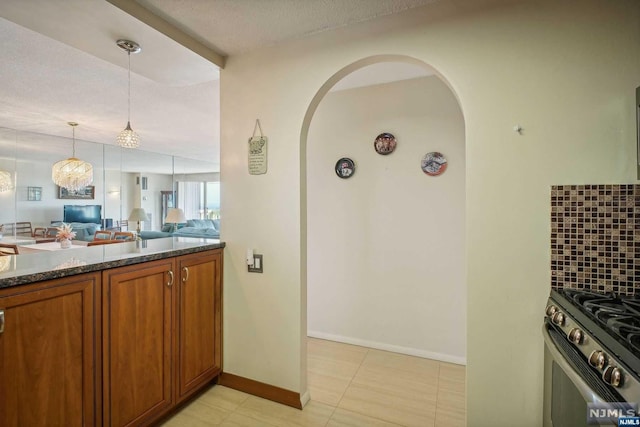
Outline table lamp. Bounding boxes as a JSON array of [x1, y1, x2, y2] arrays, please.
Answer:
[[164, 208, 186, 233], [128, 208, 148, 235]]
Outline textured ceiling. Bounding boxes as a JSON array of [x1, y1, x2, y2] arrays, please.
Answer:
[[0, 0, 455, 172], [135, 0, 441, 55], [0, 16, 220, 165], [0, 0, 219, 86]]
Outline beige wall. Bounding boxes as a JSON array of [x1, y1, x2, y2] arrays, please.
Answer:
[[307, 76, 466, 362], [104, 169, 123, 222], [221, 0, 640, 423]]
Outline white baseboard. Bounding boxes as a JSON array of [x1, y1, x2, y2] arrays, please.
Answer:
[[300, 390, 310, 408], [307, 330, 466, 366]]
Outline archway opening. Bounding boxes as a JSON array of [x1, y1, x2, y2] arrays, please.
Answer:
[[300, 56, 466, 394]]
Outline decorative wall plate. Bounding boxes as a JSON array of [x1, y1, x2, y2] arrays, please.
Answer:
[[335, 157, 355, 179], [421, 152, 448, 176], [374, 132, 397, 155]]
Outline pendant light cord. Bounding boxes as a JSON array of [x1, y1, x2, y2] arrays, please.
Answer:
[[127, 50, 131, 123], [72, 125, 76, 157]]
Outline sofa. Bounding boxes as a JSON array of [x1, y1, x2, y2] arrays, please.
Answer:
[[173, 219, 220, 238], [51, 222, 101, 242], [139, 219, 220, 240]]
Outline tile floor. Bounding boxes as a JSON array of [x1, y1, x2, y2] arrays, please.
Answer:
[[161, 338, 466, 427]]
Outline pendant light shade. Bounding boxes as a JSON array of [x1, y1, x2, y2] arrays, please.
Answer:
[[0, 170, 12, 193], [52, 122, 93, 192], [117, 39, 141, 148], [116, 121, 140, 148]]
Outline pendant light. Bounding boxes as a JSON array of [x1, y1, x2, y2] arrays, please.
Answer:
[[52, 122, 93, 192], [116, 39, 141, 148], [0, 170, 12, 193]]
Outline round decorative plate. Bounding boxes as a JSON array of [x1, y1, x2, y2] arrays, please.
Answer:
[[335, 157, 355, 179], [421, 152, 448, 176], [374, 132, 397, 155]]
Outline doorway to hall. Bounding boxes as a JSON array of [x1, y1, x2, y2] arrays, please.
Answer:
[[303, 57, 466, 423]]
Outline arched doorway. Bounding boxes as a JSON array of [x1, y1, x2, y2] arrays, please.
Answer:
[[300, 55, 466, 401]]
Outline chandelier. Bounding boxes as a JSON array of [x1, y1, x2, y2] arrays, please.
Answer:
[[116, 39, 141, 148], [52, 122, 94, 192], [0, 170, 12, 192]]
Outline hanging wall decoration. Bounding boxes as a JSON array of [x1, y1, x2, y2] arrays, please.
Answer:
[[374, 132, 397, 155], [421, 152, 448, 176], [335, 157, 355, 179], [27, 186, 42, 201], [248, 119, 268, 175]]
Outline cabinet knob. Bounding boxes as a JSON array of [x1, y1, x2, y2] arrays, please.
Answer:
[[167, 270, 174, 287], [182, 267, 189, 283]]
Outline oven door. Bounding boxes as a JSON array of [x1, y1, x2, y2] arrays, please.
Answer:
[[543, 323, 618, 427]]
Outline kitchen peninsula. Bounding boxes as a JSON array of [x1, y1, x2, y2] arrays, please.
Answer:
[[0, 237, 224, 427]]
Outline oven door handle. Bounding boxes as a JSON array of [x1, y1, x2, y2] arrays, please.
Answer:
[[542, 324, 605, 404]]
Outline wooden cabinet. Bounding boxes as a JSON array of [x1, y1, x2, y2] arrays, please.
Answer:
[[102, 248, 223, 426], [176, 250, 222, 403], [0, 273, 99, 427], [102, 259, 175, 427], [0, 247, 222, 427]]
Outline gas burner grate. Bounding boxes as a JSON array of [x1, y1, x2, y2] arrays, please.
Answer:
[[623, 300, 640, 317], [595, 309, 625, 325], [585, 300, 626, 316], [629, 334, 640, 350]]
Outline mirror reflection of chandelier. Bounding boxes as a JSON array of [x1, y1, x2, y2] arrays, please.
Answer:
[[0, 170, 12, 192], [0, 256, 11, 272], [52, 122, 94, 192]]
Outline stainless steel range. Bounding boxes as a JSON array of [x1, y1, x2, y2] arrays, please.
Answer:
[[543, 289, 640, 426]]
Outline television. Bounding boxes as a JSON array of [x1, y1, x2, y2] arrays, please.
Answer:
[[63, 205, 102, 224]]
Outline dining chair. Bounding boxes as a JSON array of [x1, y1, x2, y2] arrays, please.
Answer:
[[113, 231, 135, 241], [94, 230, 113, 240], [2, 222, 33, 237], [33, 227, 57, 237], [0, 243, 19, 255], [87, 239, 125, 246], [117, 220, 129, 231], [33, 227, 57, 243]]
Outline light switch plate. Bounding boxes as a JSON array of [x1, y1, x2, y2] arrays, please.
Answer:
[[248, 254, 263, 273]]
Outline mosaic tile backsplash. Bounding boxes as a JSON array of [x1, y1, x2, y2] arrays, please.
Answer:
[[551, 184, 640, 295]]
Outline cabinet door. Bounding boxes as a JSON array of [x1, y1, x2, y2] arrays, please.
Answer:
[[103, 259, 174, 427], [0, 274, 99, 427], [176, 249, 222, 402]]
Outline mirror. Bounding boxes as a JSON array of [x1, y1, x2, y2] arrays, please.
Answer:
[[0, 128, 17, 226], [0, 126, 217, 237], [173, 156, 221, 222], [122, 150, 174, 232]]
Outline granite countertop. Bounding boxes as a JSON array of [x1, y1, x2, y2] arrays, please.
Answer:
[[0, 237, 225, 289]]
